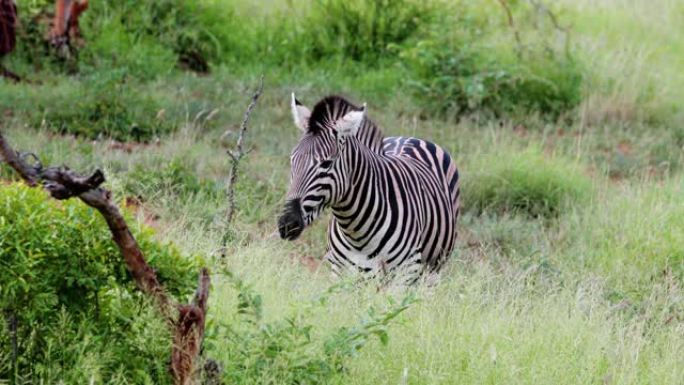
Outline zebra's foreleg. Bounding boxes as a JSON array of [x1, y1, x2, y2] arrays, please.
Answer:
[[380, 251, 424, 289], [401, 252, 425, 287]]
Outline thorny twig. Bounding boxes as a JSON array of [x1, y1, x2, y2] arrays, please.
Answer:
[[0, 129, 212, 385], [224, 75, 264, 227]]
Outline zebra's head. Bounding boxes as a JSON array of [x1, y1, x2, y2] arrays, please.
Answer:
[[278, 94, 368, 240]]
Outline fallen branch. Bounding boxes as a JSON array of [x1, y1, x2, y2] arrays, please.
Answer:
[[223, 75, 264, 227], [0, 129, 211, 385], [1, 66, 21, 82]]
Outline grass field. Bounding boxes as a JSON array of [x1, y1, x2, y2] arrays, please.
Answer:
[[1, 0, 683, 384]]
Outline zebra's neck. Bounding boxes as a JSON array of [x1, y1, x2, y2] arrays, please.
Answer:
[[330, 138, 388, 245]]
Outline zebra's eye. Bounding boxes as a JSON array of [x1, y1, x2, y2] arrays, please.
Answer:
[[319, 159, 334, 170]]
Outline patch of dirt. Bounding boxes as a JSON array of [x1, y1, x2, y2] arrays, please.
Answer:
[[617, 141, 632, 155], [107, 141, 138, 153], [299, 255, 321, 273], [512, 124, 528, 137], [106, 140, 159, 153]]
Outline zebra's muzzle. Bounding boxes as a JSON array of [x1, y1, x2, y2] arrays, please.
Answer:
[[278, 199, 305, 240]]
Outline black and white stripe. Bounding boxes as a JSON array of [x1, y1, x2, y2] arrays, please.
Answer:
[[278, 95, 459, 283]]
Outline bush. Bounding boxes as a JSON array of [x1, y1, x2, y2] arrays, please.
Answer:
[[11, 0, 233, 77], [107, 0, 231, 72], [0, 183, 198, 383], [124, 158, 222, 201], [80, 20, 177, 80], [31, 70, 174, 142], [215, 0, 435, 69], [462, 148, 591, 217], [11, 0, 57, 71], [301, 0, 434, 62], [401, 1, 583, 119]]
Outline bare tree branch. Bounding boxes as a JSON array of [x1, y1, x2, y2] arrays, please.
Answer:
[[0, 0, 21, 82], [0, 129, 212, 385], [527, 0, 569, 34], [1, 66, 21, 82], [0, 134, 39, 185], [224, 75, 264, 227], [497, 0, 523, 58]]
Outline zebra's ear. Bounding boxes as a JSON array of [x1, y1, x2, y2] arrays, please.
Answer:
[[291, 93, 311, 132], [335, 103, 366, 138]]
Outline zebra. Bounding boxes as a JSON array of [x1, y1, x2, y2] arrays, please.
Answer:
[[278, 94, 460, 284]]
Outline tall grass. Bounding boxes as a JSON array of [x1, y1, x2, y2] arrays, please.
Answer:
[[558, 0, 684, 125], [568, 176, 684, 294], [1, 0, 683, 383]]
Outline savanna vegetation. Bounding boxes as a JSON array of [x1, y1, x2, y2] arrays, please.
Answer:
[[1, 0, 683, 384]]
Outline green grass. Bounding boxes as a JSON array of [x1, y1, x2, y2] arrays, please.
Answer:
[[1, 0, 684, 383], [559, 0, 684, 125], [461, 146, 592, 217]]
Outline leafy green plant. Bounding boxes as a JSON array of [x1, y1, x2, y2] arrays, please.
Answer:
[[12, 0, 57, 71], [302, 0, 434, 62], [111, 0, 229, 72], [0, 183, 198, 383], [401, 1, 583, 119], [207, 273, 415, 384]]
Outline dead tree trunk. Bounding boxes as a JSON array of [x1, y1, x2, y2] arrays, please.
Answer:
[[173, 270, 210, 385], [0, 129, 212, 385], [49, 0, 89, 56], [0, 0, 20, 82]]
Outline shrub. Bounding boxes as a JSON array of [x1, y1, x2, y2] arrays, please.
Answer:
[[11, 0, 233, 76], [218, 0, 435, 69], [401, 1, 583, 119], [124, 158, 222, 201], [31, 70, 174, 142], [0, 183, 198, 383], [11, 0, 56, 71], [108, 0, 231, 72], [80, 20, 177, 80], [301, 0, 434, 62], [462, 147, 591, 217]]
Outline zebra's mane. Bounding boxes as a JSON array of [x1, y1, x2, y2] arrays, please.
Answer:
[[308, 95, 385, 153]]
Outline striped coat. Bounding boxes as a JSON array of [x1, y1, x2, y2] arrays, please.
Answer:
[[278, 95, 459, 282]]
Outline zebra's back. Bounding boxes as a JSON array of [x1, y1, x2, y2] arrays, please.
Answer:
[[383, 137, 460, 215], [381, 136, 460, 271]]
